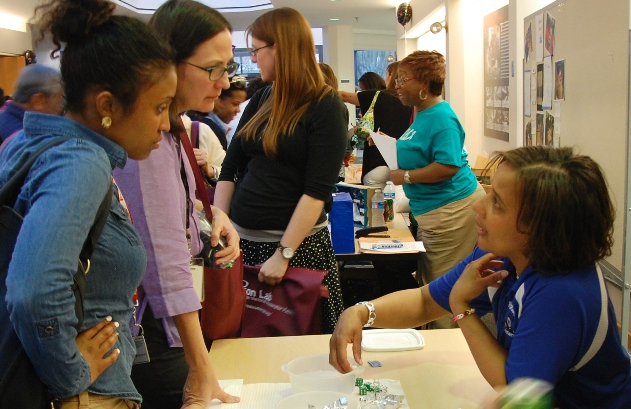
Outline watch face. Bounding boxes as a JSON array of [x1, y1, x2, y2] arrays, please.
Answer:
[[282, 247, 294, 259]]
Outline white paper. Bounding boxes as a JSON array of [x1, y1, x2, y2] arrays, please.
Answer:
[[359, 241, 425, 253], [369, 130, 398, 170], [536, 14, 544, 62], [554, 101, 561, 117], [542, 55, 553, 110], [524, 70, 531, 117]]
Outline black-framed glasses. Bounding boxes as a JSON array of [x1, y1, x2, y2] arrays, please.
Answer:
[[183, 61, 240, 81], [248, 44, 274, 57]]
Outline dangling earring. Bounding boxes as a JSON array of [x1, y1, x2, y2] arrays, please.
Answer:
[[419, 89, 428, 101], [101, 116, 112, 129]]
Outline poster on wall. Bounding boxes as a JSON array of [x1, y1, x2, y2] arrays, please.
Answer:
[[542, 55, 553, 110], [555, 59, 565, 100], [483, 5, 509, 141], [545, 12, 556, 56], [536, 63, 543, 111]]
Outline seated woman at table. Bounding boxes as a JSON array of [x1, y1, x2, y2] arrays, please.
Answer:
[[330, 146, 631, 409]]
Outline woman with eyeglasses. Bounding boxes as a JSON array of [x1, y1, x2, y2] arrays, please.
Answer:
[[215, 7, 348, 334], [389, 50, 484, 328], [113, 1, 240, 408]]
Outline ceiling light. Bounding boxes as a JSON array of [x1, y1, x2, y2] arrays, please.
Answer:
[[0, 12, 27, 32], [330, 18, 340, 21]]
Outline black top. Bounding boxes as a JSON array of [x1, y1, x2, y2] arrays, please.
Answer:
[[219, 86, 348, 230], [357, 90, 412, 177]]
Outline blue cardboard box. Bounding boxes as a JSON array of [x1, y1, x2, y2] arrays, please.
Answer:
[[335, 182, 378, 227], [330, 192, 355, 254]]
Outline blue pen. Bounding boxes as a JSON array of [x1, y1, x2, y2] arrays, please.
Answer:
[[372, 243, 404, 250]]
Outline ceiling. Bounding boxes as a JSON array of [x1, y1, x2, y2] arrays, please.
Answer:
[[3, 0, 403, 35]]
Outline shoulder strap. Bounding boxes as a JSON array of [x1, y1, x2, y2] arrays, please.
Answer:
[[177, 118, 214, 220], [0, 138, 71, 207], [367, 90, 380, 113], [191, 121, 200, 149], [569, 262, 609, 371]]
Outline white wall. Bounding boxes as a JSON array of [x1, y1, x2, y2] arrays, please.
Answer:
[[0, 26, 33, 55]]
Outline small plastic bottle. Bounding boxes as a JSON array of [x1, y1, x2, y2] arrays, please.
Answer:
[[499, 378, 554, 409], [371, 189, 385, 227], [383, 181, 396, 222]]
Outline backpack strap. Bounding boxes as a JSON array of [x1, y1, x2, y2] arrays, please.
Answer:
[[0, 137, 112, 331], [569, 262, 609, 371]]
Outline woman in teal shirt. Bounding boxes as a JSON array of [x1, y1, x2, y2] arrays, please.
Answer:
[[391, 51, 485, 328]]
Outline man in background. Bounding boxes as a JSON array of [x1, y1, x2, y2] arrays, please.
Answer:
[[0, 64, 64, 143]]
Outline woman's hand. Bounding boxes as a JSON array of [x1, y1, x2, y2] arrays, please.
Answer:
[[390, 169, 406, 185], [75, 317, 120, 384], [181, 366, 240, 408], [449, 253, 507, 311], [258, 250, 289, 285], [329, 305, 366, 374], [193, 148, 208, 167], [208, 206, 240, 266]]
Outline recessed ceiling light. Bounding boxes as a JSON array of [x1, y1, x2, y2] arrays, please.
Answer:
[[330, 18, 340, 21]]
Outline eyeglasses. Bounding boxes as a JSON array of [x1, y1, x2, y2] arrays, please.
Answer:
[[248, 44, 274, 57], [183, 61, 240, 81], [230, 75, 247, 90], [395, 77, 416, 87]]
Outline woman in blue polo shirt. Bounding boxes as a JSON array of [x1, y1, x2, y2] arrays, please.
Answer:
[[330, 146, 631, 409], [390, 50, 485, 328]]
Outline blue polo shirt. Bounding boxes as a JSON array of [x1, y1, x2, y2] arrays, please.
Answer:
[[396, 101, 478, 215], [0, 101, 26, 142], [429, 247, 631, 408]]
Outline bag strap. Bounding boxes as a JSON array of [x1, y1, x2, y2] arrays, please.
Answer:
[[367, 90, 380, 114], [0, 138, 71, 206], [177, 118, 214, 219], [190, 120, 200, 149], [569, 262, 609, 371], [0, 137, 112, 331]]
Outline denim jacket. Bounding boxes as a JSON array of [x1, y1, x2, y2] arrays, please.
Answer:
[[0, 112, 145, 401]]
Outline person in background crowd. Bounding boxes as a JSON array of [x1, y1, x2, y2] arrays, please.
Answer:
[[0, 64, 64, 142], [391, 51, 485, 328], [224, 76, 271, 145], [357, 71, 386, 92], [200, 75, 247, 150], [339, 61, 412, 188], [0, 0, 177, 407], [319, 62, 352, 183], [0, 87, 5, 109], [113, 0, 240, 408], [215, 7, 348, 334], [331, 146, 631, 409]]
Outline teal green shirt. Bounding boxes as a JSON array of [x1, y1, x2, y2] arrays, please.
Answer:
[[397, 101, 478, 215]]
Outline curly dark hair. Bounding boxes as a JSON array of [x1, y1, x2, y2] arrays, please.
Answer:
[[35, 0, 175, 114], [489, 146, 614, 275]]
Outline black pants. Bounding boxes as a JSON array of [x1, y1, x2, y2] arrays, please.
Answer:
[[131, 304, 188, 409]]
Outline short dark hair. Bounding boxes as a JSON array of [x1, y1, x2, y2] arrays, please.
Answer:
[[36, 0, 175, 114], [358, 72, 386, 91], [490, 146, 614, 275]]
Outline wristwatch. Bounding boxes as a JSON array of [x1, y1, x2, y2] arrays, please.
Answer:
[[404, 170, 411, 184], [278, 244, 295, 259]]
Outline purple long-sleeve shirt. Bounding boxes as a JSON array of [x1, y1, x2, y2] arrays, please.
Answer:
[[114, 131, 202, 347]]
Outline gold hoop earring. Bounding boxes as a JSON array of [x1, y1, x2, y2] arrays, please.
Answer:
[[419, 89, 428, 101], [101, 116, 112, 129]]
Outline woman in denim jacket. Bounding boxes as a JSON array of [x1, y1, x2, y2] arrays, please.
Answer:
[[0, 0, 176, 407]]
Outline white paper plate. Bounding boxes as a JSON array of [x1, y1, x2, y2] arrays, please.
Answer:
[[361, 329, 425, 352]]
